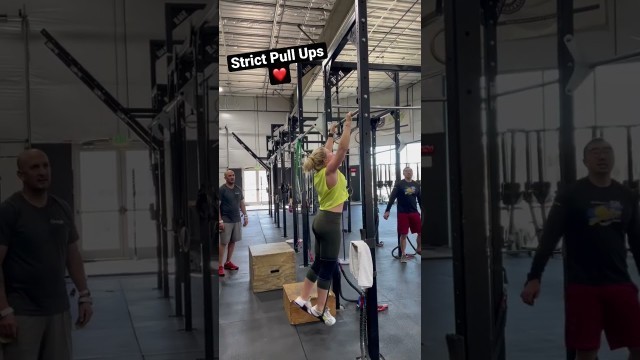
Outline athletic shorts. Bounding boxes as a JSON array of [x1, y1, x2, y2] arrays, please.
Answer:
[[565, 282, 640, 351], [398, 212, 421, 235], [3, 311, 72, 360], [219, 222, 241, 245]]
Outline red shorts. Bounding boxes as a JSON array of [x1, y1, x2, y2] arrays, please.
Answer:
[[565, 282, 640, 351], [397, 212, 421, 235]]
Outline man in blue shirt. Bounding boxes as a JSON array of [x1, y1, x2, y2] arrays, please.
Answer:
[[384, 167, 422, 263], [218, 170, 248, 277]]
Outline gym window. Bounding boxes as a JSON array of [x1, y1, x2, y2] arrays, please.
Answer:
[[243, 169, 268, 205]]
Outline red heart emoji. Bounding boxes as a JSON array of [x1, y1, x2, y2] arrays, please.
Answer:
[[273, 68, 286, 81]]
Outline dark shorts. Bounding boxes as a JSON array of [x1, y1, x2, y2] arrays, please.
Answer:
[[565, 282, 640, 351], [398, 212, 421, 235]]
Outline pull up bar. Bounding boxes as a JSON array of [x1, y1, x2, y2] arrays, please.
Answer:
[[333, 105, 421, 110], [268, 124, 320, 163], [338, 109, 359, 125], [269, 111, 359, 164]]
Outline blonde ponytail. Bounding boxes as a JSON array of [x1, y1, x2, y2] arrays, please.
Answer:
[[303, 147, 327, 173]]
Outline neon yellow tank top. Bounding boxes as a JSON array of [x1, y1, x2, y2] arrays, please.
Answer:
[[314, 167, 349, 210]]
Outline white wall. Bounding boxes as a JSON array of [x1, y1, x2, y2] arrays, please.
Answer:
[[495, 62, 640, 183], [218, 96, 291, 186], [425, 1, 640, 74], [0, 0, 212, 145], [0, 143, 24, 202], [423, 1, 640, 135], [495, 0, 640, 73]]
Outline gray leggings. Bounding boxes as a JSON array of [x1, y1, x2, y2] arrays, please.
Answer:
[[305, 210, 342, 290]]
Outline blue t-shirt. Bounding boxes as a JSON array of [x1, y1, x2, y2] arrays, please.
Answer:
[[528, 178, 640, 285], [219, 184, 244, 223], [0, 192, 79, 315], [385, 179, 422, 214]]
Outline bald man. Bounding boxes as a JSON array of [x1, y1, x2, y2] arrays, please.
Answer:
[[0, 149, 93, 360], [218, 169, 247, 277]]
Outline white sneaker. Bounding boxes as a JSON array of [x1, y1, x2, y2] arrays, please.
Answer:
[[401, 255, 407, 263], [294, 296, 313, 311], [312, 305, 336, 326]]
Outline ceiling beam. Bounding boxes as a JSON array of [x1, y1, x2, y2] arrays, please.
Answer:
[[221, 32, 321, 42], [292, 0, 355, 115], [221, 0, 328, 11], [222, 23, 418, 36], [221, 16, 325, 28], [331, 62, 420, 72]]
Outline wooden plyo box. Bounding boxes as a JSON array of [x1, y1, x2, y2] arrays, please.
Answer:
[[282, 282, 336, 325], [249, 242, 296, 293]]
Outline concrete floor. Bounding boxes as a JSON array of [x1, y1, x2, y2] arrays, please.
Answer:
[[70, 275, 206, 360], [67, 204, 417, 359], [83, 258, 167, 277], [218, 205, 421, 360], [424, 254, 640, 359]]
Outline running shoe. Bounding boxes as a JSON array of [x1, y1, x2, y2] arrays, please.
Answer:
[[224, 261, 239, 270], [311, 305, 336, 326], [294, 296, 313, 312]]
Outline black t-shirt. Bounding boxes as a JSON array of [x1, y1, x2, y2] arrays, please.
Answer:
[[385, 179, 422, 214], [219, 184, 244, 223], [528, 178, 640, 285], [0, 192, 79, 315]]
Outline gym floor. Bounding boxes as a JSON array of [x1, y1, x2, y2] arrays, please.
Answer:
[[69, 274, 206, 360], [425, 255, 640, 359], [217, 204, 421, 360]]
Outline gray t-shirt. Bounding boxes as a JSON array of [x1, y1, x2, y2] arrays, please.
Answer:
[[0, 192, 79, 316], [219, 184, 243, 223]]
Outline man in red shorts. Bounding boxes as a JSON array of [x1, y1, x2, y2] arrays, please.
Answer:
[[521, 138, 640, 360], [384, 167, 422, 263]]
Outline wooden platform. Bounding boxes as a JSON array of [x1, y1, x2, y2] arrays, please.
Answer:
[[282, 282, 336, 325], [249, 242, 296, 293]]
